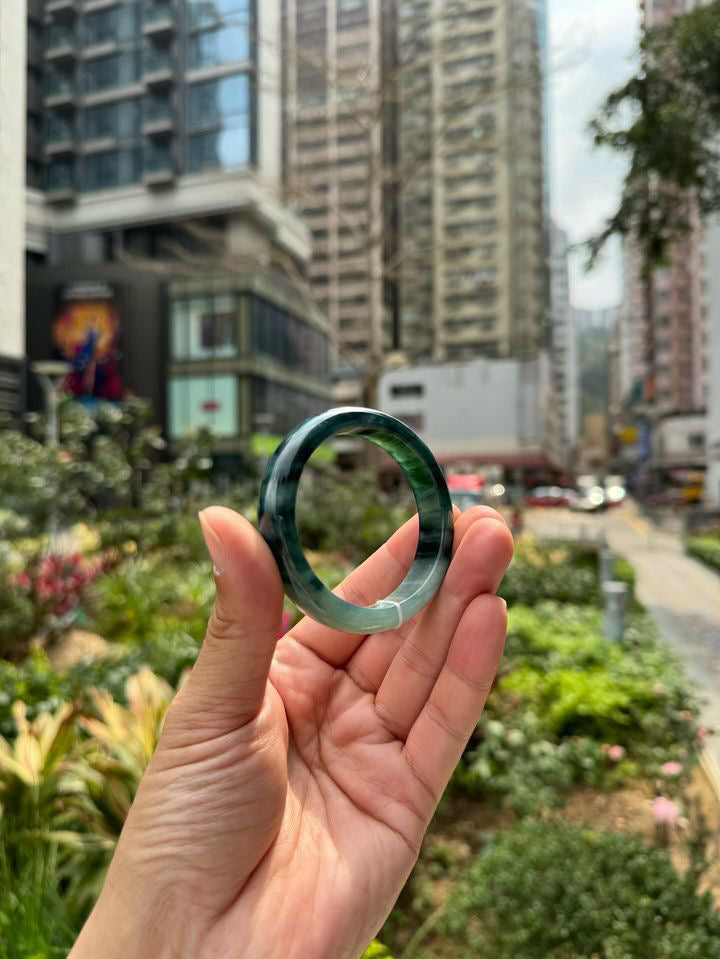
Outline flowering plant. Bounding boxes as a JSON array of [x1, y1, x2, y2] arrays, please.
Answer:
[[14, 552, 106, 634]]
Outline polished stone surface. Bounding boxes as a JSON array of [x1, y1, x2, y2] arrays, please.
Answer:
[[258, 407, 454, 633]]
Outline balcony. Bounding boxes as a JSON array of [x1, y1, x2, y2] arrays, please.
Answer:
[[45, 30, 77, 64], [143, 51, 174, 87], [44, 80, 75, 109], [45, 0, 77, 19], [143, 2, 176, 40], [45, 136, 76, 156], [142, 99, 174, 136], [142, 115, 174, 136], [143, 146, 175, 187]]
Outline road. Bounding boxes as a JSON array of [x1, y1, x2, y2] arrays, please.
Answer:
[[525, 501, 720, 770]]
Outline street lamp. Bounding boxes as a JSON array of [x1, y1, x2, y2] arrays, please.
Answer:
[[30, 360, 71, 447]]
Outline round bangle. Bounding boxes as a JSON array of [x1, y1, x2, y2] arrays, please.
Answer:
[[258, 407, 454, 634]]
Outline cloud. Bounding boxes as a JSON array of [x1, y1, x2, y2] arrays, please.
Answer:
[[548, 0, 640, 310]]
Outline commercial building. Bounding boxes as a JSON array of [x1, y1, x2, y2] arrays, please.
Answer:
[[25, 0, 331, 458], [0, 0, 29, 417], [282, 0, 396, 404], [396, 0, 547, 364], [379, 354, 556, 473]]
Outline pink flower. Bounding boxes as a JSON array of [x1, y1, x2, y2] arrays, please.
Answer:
[[652, 796, 680, 826], [278, 611, 294, 638], [660, 761, 683, 777], [605, 744, 626, 762], [698, 728, 709, 741]]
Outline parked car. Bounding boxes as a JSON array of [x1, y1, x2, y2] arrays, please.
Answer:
[[524, 486, 573, 507], [569, 486, 607, 512]]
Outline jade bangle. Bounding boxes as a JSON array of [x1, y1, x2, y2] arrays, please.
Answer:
[[258, 407, 454, 634]]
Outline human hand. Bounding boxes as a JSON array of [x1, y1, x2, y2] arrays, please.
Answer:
[[70, 505, 513, 959]]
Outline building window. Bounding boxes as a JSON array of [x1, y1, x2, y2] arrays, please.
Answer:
[[390, 383, 424, 398], [688, 433, 705, 449], [169, 374, 239, 439], [186, 73, 253, 172], [83, 148, 142, 191], [84, 99, 142, 141], [47, 158, 74, 190], [187, 23, 251, 69], [187, 0, 251, 31], [250, 295, 329, 377], [171, 295, 238, 359], [251, 378, 326, 437], [84, 52, 142, 93], [84, 5, 139, 46], [46, 112, 74, 144], [187, 125, 251, 172]]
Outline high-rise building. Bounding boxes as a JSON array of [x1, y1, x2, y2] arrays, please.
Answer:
[[26, 0, 331, 460], [706, 217, 720, 506], [621, 0, 708, 418], [0, 0, 28, 417], [549, 222, 577, 465], [282, 0, 396, 405], [396, 0, 547, 364]]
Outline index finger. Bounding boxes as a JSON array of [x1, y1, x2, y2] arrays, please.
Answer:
[[288, 506, 504, 666]]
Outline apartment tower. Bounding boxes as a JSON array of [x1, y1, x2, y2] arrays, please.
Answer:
[[396, 0, 547, 363], [620, 0, 707, 417], [282, 0, 396, 404]]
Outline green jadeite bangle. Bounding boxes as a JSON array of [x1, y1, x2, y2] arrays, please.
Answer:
[[258, 407, 454, 634]]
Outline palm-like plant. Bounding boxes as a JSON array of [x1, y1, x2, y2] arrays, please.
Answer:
[[68, 668, 175, 907], [0, 701, 83, 864]]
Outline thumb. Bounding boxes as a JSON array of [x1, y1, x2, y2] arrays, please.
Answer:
[[173, 506, 285, 733]]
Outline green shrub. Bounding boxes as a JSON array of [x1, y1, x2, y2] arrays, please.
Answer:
[[686, 535, 720, 573], [451, 604, 699, 811], [294, 465, 414, 563], [457, 713, 606, 816], [87, 559, 214, 645], [0, 843, 80, 959], [0, 634, 199, 738], [433, 821, 720, 959], [498, 605, 698, 750], [0, 559, 36, 661]]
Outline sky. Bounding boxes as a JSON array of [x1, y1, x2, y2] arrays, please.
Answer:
[[548, 0, 641, 311]]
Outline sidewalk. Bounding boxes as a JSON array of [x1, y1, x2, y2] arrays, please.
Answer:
[[526, 502, 720, 770], [604, 504, 720, 770]]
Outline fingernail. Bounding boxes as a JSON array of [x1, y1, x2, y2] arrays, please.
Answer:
[[198, 510, 225, 577]]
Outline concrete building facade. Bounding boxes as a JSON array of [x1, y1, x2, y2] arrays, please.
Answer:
[[0, 0, 29, 417], [379, 354, 554, 470], [24, 0, 331, 456], [282, 0, 395, 404], [705, 218, 720, 506], [549, 222, 577, 466], [396, 0, 547, 364]]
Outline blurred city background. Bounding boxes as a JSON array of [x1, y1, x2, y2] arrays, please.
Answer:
[[1, 0, 720, 956]]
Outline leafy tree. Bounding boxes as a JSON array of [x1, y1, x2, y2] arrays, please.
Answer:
[[589, 0, 720, 269]]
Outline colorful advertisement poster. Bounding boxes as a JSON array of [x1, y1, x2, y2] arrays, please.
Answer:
[[52, 281, 123, 402]]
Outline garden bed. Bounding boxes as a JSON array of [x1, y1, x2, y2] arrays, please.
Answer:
[[0, 401, 717, 957]]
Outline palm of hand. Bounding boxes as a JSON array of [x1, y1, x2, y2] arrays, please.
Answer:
[[76, 507, 512, 959]]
